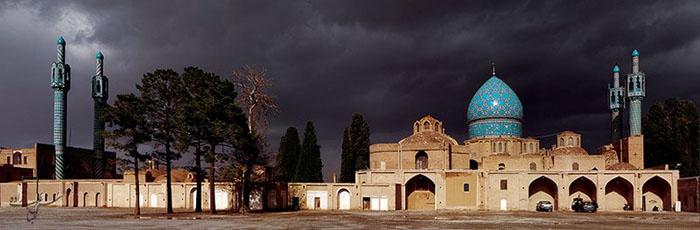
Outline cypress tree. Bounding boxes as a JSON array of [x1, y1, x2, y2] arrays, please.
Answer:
[[339, 127, 354, 182], [294, 121, 323, 182], [350, 113, 370, 170], [275, 127, 300, 182]]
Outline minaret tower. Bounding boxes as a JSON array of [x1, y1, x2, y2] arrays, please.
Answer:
[[608, 64, 625, 142], [627, 49, 645, 136], [92, 51, 109, 179], [50, 36, 71, 179]]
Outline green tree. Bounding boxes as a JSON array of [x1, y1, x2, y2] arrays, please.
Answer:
[[275, 127, 301, 182], [339, 127, 354, 182], [350, 113, 371, 170], [178, 67, 242, 214], [102, 94, 151, 216], [138, 69, 183, 214], [294, 122, 323, 182], [643, 97, 700, 177]]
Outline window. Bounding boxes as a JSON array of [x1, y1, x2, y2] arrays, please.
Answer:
[[568, 137, 573, 146], [469, 160, 478, 170], [6, 156, 9, 165], [529, 143, 534, 152], [500, 180, 507, 190], [415, 151, 428, 169], [12, 152, 21, 165], [463, 183, 470, 192], [560, 137, 564, 146], [491, 143, 496, 152], [572, 162, 579, 170], [423, 121, 430, 131], [498, 163, 505, 170], [23, 156, 27, 164], [529, 162, 536, 171]]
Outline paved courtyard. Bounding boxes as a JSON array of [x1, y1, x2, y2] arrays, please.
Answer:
[[0, 207, 698, 229]]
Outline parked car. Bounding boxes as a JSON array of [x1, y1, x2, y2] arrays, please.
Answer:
[[536, 201, 553, 212], [571, 198, 598, 212], [581, 202, 597, 212]]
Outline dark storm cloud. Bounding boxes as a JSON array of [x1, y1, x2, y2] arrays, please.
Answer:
[[1, 0, 699, 181]]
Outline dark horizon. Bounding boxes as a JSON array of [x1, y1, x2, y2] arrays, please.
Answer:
[[0, 1, 699, 181]]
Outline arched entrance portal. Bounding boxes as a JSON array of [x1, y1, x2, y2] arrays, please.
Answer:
[[528, 176, 558, 211], [569, 177, 596, 207], [604, 177, 633, 211], [338, 189, 350, 210], [405, 175, 435, 210], [642, 176, 672, 211]]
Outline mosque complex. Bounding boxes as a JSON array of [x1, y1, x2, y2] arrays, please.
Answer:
[[0, 37, 681, 212], [289, 50, 679, 212]]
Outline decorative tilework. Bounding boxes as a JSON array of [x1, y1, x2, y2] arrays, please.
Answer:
[[467, 76, 523, 122], [467, 76, 523, 138], [469, 118, 522, 138]]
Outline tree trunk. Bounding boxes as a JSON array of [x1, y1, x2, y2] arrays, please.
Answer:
[[247, 105, 256, 135], [165, 144, 174, 214], [209, 146, 217, 214], [133, 153, 140, 216], [195, 148, 202, 213], [240, 162, 253, 213]]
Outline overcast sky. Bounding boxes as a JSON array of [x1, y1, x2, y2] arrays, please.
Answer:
[[1, 0, 698, 181]]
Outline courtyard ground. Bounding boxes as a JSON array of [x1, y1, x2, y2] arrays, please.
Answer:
[[0, 207, 698, 229]]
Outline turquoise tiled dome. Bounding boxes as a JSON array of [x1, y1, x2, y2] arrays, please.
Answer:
[[467, 76, 523, 138]]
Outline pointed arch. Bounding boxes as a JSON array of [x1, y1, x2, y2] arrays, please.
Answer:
[[642, 176, 672, 211], [528, 176, 558, 211], [405, 174, 435, 210], [604, 176, 633, 211], [569, 176, 597, 204]]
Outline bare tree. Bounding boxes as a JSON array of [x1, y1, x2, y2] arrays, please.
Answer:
[[230, 64, 278, 212], [231, 64, 279, 136]]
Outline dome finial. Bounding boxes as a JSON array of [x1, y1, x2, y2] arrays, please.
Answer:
[[491, 62, 496, 76], [96, 51, 104, 60], [632, 49, 640, 57]]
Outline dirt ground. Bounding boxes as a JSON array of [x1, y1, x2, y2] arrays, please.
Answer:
[[1, 207, 698, 229]]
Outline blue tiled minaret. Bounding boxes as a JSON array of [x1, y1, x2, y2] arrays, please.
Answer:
[[627, 49, 645, 136], [608, 64, 625, 142], [50, 36, 71, 179], [92, 51, 109, 179]]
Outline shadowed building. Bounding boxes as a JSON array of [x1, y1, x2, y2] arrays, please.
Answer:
[[0, 144, 116, 180]]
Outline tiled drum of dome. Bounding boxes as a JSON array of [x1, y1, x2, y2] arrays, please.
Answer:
[[467, 76, 523, 138], [468, 119, 522, 138]]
